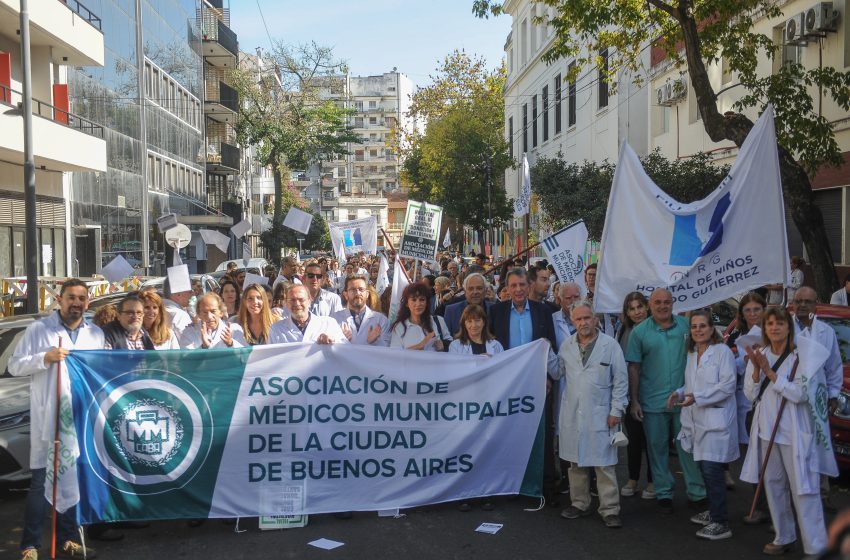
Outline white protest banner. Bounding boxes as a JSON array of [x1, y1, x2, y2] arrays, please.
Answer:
[[243, 273, 268, 291], [388, 258, 409, 324], [200, 229, 231, 254], [231, 219, 252, 239], [65, 341, 548, 521], [595, 106, 789, 313], [514, 154, 531, 217], [399, 200, 443, 262], [376, 253, 390, 296], [283, 207, 313, 235], [541, 221, 588, 290], [336, 239, 347, 266], [156, 213, 179, 233], [166, 264, 191, 294], [101, 255, 135, 283], [329, 216, 378, 255], [442, 229, 451, 248]]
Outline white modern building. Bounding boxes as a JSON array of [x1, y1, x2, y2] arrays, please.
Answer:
[[501, 0, 649, 243], [0, 0, 106, 277]]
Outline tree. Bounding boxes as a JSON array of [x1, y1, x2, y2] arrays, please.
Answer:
[[402, 51, 513, 237], [259, 207, 330, 255], [473, 0, 850, 298], [232, 42, 360, 258], [532, 151, 729, 239]]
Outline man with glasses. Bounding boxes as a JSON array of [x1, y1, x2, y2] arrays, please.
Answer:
[[102, 293, 154, 350], [792, 286, 842, 510], [334, 274, 390, 346], [302, 261, 343, 317]]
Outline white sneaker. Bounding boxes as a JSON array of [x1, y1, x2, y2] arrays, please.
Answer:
[[696, 522, 732, 540], [641, 485, 656, 500], [620, 483, 637, 497], [690, 510, 712, 526]]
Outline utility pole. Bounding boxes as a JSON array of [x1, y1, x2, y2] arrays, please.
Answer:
[[485, 143, 493, 257], [20, 0, 38, 313]]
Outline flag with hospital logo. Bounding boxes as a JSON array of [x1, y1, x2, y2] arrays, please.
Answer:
[[329, 216, 378, 255], [595, 106, 789, 313]]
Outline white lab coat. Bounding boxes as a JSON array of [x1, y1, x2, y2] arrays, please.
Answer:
[[269, 313, 348, 344], [180, 320, 244, 349], [164, 299, 193, 339], [308, 289, 344, 317], [333, 307, 390, 346], [448, 339, 504, 355], [740, 337, 835, 493], [8, 312, 104, 468], [554, 332, 628, 467], [676, 344, 739, 463], [390, 316, 451, 351], [153, 331, 180, 350], [732, 325, 762, 444], [830, 288, 848, 306]]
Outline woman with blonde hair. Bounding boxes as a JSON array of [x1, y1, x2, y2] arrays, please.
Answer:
[[234, 283, 279, 346], [139, 290, 179, 349]]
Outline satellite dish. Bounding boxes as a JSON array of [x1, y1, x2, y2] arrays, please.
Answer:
[[165, 224, 192, 249]]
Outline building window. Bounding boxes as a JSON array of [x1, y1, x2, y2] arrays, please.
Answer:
[[531, 95, 537, 148], [554, 75, 562, 134], [354, 117, 364, 127], [522, 104, 528, 153], [369, 117, 377, 125], [542, 85, 549, 142], [369, 100, 377, 108], [598, 48, 609, 109], [568, 62, 576, 127], [508, 116, 514, 159]]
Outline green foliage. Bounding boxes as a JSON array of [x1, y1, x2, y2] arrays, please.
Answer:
[[402, 51, 513, 232], [260, 207, 331, 255], [532, 150, 729, 239]]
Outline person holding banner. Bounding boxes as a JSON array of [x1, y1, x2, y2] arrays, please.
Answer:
[[269, 285, 347, 344], [667, 309, 738, 541], [740, 306, 829, 556], [334, 274, 390, 346], [448, 304, 503, 355], [9, 279, 104, 560], [232, 284, 279, 346], [139, 290, 180, 350], [180, 293, 243, 349], [390, 283, 452, 351], [554, 300, 628, 529], [626, 289, 706, 514]]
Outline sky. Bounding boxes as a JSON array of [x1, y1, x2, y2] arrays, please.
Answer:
[[229, 0, 510, 87]]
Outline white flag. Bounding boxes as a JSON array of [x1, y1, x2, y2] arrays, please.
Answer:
[[336, 239, 347, 266], [541, 221, 588, 291], [329, 216, 378, 255], [44, 364, 79, 513], [200, 229, 231, 253], [442, 229, 451, 248], [595, 106, 789, 313], [514, 154, 531, 217], [376, 253, 390, 295], [283, 207, 313, 235], [388, 258, 410, 325]]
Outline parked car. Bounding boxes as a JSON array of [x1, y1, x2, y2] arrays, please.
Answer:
[[725, 303, 850, 470], [0, 314, 44, 489], [215, 258, 269, 273]]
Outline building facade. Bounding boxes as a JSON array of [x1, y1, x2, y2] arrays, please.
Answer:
[[0, 0, 107, 278]]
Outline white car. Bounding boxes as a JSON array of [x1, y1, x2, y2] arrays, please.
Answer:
[[215, 258, 269, 273]]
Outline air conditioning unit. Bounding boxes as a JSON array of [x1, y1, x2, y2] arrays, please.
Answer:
[[803, 2, 840, 36], [656, 85, 667, 106], [785, 12, 807, 44]]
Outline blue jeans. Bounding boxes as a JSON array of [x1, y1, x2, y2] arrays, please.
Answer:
[[21, 468, 78, 550], [699, 460, 728, 524]]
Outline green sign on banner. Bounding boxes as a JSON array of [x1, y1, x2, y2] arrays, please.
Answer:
[[399, 200, 443, 262]]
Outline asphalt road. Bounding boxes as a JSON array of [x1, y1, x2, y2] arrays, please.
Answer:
[[1, 457, 848, 560]]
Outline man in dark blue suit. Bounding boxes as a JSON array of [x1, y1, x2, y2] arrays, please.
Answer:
[[488, 267, 560, 505], [443, 273, 491, 336]]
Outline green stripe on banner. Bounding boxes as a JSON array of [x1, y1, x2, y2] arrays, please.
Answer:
[[519, 413, 544, 498], [70, 348, 252, 522]]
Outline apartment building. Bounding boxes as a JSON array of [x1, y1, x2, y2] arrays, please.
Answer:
[[650, 0, 850, 265], [0, 0, 106, 278], [501, 0, 649, 244], [316, 70, 417, 238]]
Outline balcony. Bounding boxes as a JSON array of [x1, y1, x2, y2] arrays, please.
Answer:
[[0, 0, 104, 66], [205, 140, 239, 173], [204, 79, 238, 122], [321, 177, 340, 189], [201, 12, 238, 67], [0, 83, 106, 172]]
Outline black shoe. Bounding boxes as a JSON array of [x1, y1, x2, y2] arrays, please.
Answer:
[[658, 499, 674, 514], [688, 498, 708, 510]]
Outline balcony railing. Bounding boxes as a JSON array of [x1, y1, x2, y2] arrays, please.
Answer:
[[201, 16, 238, 58], [60, 0, 102, 31], [205, 79, 238, 113], [205, 140, 239, 171], [0, 84, 104, 139]]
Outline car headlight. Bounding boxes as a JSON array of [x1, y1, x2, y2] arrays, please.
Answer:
[[0, 410, 30, 430], [835, 392, 850, 419]]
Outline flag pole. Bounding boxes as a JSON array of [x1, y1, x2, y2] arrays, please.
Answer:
[[482, 238, 545, 278], [379, 228, 412, 283], [51, 336, 62, 560]]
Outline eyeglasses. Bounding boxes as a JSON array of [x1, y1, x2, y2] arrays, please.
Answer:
[[305, 272, 323, 279]]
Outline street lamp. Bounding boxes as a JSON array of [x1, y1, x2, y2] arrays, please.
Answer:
[[297, 237, 304, 258]]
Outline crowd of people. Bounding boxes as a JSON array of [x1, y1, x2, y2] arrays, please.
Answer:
[[8, 249, 844, 559]]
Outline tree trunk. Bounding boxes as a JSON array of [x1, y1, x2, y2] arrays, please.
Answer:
[[271, 155, 284, 260], [677, 9, 838, 299]]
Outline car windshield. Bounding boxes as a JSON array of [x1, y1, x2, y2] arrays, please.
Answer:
[[819, 317, 850, 364]]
